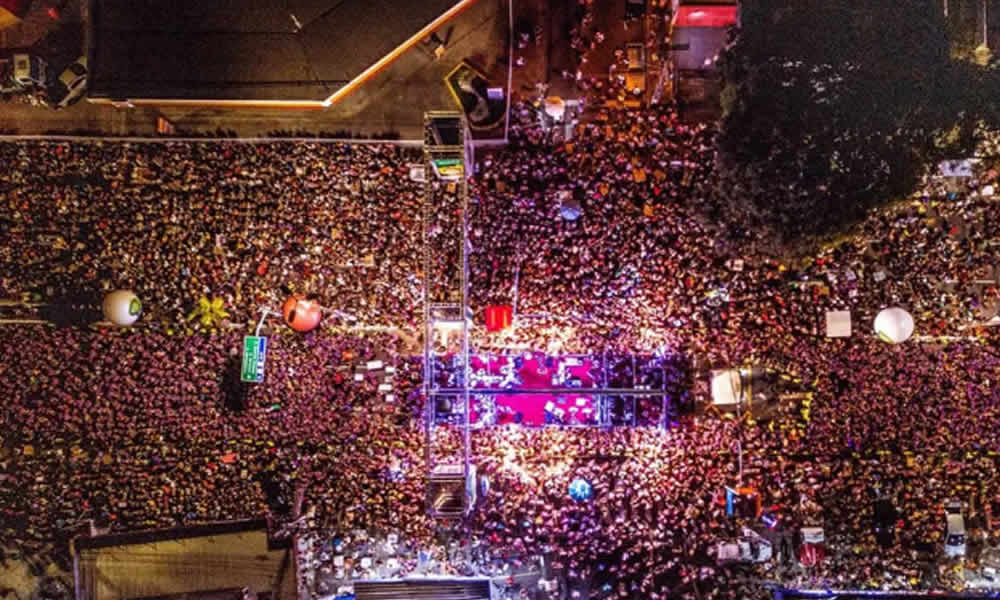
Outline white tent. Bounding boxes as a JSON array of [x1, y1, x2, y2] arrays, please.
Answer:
[[825, 310, 851, 337], [711, 369, 744, 406], [938, 159, 976, 178]]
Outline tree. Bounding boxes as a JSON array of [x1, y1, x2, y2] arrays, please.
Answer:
[[712, 0, 979, 247], [186, 296, 230, 329]]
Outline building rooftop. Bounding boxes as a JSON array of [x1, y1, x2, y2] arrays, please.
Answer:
[[88, 0, 469, 103]]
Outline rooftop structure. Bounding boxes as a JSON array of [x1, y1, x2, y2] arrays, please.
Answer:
[[88, 0, 475, 106]]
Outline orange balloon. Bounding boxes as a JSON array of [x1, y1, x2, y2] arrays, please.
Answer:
[[282, 295, 322, 332]]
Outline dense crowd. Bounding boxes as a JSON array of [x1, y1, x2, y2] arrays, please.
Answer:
[[2, 95, 1000, 599], [0, 141, 425, 330], [0, 326, 426, 559]]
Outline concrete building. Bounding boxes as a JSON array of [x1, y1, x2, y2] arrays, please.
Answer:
[[87, 0, 477, 107], [74, 520, 296, 600]]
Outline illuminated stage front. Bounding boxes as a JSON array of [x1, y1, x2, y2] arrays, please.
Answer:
[[430, 352, 683, 428], [468, 354, 599, 426]]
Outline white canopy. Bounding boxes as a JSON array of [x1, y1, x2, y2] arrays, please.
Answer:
[[938, 159, 976, 177], [711, 369, 744, 406], [825, 310, 851, 337]]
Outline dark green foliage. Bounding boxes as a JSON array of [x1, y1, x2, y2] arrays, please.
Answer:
[[713, 0, 981, 246]]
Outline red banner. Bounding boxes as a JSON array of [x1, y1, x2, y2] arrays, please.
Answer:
[[485, 305, 513, 332]]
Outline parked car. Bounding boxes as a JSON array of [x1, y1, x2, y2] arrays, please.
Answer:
[[626, 43, 645, 70], [716, 527, 773, 564], [945, 500, 967, 558], [624, 42, 646, 104], [12, 53, 46, 88], [50, 55, 86, 108]]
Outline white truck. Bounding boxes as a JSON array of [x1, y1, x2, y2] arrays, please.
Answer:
[[945, 500, 967, 558]]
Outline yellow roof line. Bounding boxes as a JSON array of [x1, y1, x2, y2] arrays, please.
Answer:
[[322, 0, 479, 107]]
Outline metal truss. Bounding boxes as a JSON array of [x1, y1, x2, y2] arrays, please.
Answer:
[[438, 351, 677, 429], [423, 112, 472, 519]]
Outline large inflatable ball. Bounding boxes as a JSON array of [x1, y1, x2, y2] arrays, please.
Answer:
[[874, 307, 915, 344], [568, 478, 593, 501], [103, 290, 142, 326], [560, 198, 582, 221], [282, 295, 322, 333]]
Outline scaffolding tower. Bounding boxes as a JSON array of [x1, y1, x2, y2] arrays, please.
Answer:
[[423, 112, 473, 519]]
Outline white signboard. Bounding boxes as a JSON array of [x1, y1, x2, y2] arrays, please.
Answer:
[[711, 370, 743, 406], [825, 310, 852, 337]]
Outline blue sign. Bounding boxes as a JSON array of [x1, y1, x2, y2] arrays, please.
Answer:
[[568, 478, 593, 501]]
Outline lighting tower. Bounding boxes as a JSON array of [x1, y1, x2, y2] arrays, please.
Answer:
[[422, 111, 473, 519]]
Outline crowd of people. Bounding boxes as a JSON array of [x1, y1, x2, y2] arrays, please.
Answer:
[[0, 326, 425, 562], [0, 141, 426, 330], [2, 90, 1000, 600]]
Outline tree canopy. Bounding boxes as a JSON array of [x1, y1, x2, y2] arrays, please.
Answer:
[[713, 0, 984, 247]]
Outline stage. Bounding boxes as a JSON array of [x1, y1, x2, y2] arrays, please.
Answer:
[[467, 354, 599, 426], [430, 352, 679, 428]]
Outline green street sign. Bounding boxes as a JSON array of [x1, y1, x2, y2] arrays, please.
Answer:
[[241, 336, 268, 383]]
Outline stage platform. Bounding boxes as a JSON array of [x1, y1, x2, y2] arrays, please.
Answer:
[[427, 352, 679, 428], [468, 354, 600, 426]]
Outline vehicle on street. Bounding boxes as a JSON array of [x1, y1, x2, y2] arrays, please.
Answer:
[[624, 43, 646, 105], [716, 527, 773, 564], [12, 53, 46, 88], [946, 500, 967, 558], [626, 43, 644, 70], [49, 55, 87, 108]]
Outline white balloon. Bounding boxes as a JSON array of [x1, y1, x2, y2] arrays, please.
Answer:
[[103, 290, 142, 326], [874, 307, 914, 344], [560, 199, 582, 221]]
